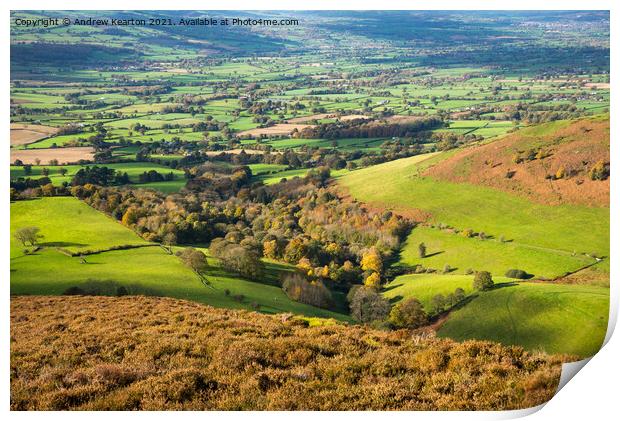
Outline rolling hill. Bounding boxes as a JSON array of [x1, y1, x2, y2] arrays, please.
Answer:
[[338, 116, 610, 357], [426, 115, 610, 207], [384, 274, 609, 357]]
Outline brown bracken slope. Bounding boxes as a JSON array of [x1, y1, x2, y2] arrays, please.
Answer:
[[11, 295, 567, 410], [425, 116, 609, 207]]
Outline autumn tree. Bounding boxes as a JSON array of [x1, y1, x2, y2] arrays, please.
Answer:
[[41, 183, 55, 197], [210, 238, 264, 281], [263, 239, 279, 259], [283, 237, 307, 263], [121, 207, 140, 226], [162, 232, 177, 254], [361, 248, 383, 273], [296, 257, 313, 276], [364, 272, 381, 290], [282, 273, 333, 309]]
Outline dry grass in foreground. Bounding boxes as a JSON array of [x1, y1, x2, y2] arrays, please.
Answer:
[[11, 295, 567, 410]]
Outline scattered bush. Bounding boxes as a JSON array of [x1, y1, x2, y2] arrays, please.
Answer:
[[588, 160, 609, 181], [473, 271, 494, 291], [62, 280, 161, 298], [461, 228, 474, 238], [454, 287, 466, 303], [63, 286, 85, 296], [431, 294, 447, 313], [115, 286, 129, 296], [505, 269, 529, 279], [389, 298, 428, 329], [347, 285, 391, 324]]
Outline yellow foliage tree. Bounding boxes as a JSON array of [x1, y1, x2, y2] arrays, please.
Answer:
[[121, 207, 140, 226], [342, 260, 355, 271], [296, 257, 313, 273], [361, 248, 383, 273], [364, 272, 381, 290], [263, 240, 278, 259]]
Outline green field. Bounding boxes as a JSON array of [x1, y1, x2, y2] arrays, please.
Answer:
[[384, 273, 609, 357], [399, 225, 593, 279], [10, 162, 187, 193], [383, 273, 512, 310], [438, 282, 609, 358], [10, 197, 351, 321], [248, 163, 288, 175], [10, 197, 148, 256], [256, 168, 311, 185]]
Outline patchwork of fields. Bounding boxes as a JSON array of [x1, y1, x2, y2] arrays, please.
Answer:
[[10, 162, 187, 193]]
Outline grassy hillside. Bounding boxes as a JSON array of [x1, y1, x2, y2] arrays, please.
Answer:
[[383, 274, 513, 310], [10, 197, 148, 256], [383, 274, 608, 357], [10, 197, 349, 321], [338, 151, 609, 259], [398, 225, 593, 279], [437, 282, 609, 358], [10, 295, 566, 410]]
